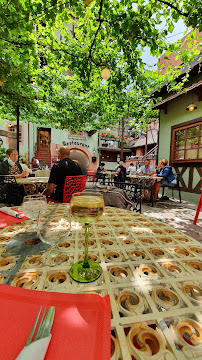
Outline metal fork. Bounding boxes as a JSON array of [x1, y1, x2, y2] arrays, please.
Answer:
[[25, 306, 55, 346]]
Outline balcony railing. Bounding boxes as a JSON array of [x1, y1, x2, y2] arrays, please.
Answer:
[[99, 138, 133, 149]]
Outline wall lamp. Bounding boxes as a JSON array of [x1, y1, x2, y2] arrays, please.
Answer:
[[186, 103, 197, 111]]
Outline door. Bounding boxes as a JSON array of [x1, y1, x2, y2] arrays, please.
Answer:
[[37, 128, 51, 152]]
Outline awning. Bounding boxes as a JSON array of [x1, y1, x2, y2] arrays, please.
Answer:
[[131, 128, 158, 148], [153, 79, 202, 109]]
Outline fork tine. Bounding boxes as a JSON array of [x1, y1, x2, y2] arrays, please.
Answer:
[[40, 307, 55, 339], [25, 306, 42, 346], [44, 307, 55, 338], [34, 306, 55, 341], [34, 306, 46, 341]]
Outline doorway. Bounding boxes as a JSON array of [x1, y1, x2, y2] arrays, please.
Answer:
[[37, 128, 51, 152]]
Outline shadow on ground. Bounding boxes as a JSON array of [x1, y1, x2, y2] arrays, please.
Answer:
[[142, 198, 202, 243]]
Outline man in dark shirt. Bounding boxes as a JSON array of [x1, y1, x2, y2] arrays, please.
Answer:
[[43, 147, 82, 202]]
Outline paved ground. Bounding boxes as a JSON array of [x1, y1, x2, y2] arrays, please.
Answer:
[[141, 197, 202, 243]]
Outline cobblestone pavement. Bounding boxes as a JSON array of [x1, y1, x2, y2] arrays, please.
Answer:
[[142, 197, 202, 243]]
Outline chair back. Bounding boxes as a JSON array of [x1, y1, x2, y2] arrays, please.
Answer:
[[174, 173, 180, 186], [35, 170, 50, 177], [63, 175, 87, 203], [0, 175, 24, 205]]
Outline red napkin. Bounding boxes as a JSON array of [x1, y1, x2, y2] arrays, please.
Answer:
[[0, 284, 111, 360], [0, 209, 28, 229]]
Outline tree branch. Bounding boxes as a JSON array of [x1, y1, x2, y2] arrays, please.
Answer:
[[88, 0, 104, 60], [0, 37, 34, 47], [157, 0, 189, 17]]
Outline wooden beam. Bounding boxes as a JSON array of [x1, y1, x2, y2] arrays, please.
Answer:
[[0, 130, 17, 139]]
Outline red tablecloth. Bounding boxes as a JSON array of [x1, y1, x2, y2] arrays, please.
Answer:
[[0, 284, 111, 360], [0, 209, 28, 229]]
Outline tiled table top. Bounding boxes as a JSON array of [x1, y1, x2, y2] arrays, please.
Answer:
[[0, 204, 202, 359], [16, 177, 49, 184]]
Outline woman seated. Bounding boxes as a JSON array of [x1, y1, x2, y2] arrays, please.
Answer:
[[153, 159, 177, 199], [114, 161, 126, 183], [19, 157, 32, 175], [96, 163, 106, 184], [0, 148, 29, 178]]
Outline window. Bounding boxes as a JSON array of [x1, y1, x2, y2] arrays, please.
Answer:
[[9, 125, 22, 142], [171, 119, 202, 163], [68, 131, 86, 139]]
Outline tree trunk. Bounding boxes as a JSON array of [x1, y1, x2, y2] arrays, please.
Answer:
[[120, 118, 124, 161], [16, 105, 20, 155]]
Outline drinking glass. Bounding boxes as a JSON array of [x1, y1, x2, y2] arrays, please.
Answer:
[[38, 207, 71, 266], [22, 195, 47, 243], [69, 191, 104, 283]]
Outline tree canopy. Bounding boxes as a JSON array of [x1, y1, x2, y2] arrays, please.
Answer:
[[0, 0, 201, 131]]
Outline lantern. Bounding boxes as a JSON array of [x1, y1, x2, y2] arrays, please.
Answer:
[[101, 68, 110, 80]]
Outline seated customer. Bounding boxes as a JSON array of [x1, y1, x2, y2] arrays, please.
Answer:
[[20, 157, 32, 175], [0, 148, 29, 178], [43, 147, 82, 202], [114, 161, 126, 183], [153, 159, 177, 199], [138, 159, 153, 175], [29, 157, 41, 171], [96, 163, 106, 184], [127, 163, 136, 175]]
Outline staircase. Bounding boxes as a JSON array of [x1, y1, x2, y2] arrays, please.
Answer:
[[34, 151, 52, 168]]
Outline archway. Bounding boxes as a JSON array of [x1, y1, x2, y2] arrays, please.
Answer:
[[69, 147, 95, 171]]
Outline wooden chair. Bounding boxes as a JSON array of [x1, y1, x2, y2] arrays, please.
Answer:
[[63, 175, 87, 203], [87, 170, 97, 183], [0, 175, 25, 206], [193, 177, 202, 225]]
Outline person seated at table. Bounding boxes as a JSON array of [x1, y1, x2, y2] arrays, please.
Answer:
[[43, 147, 82, 202], [153, 159, 177, 199], [114, 162, 120, 171], [114, 161, 126, 183], [19, 157, 32, 175], [127, 163, 136, 175], [0, 148, 29, 178], [137, 159, 153, 175], [29, 157, 41, 171], [96, 163, 106, 184]]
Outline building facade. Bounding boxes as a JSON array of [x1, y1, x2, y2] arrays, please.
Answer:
[[0, 121, 134, 171], [154, 71, 202, 204]]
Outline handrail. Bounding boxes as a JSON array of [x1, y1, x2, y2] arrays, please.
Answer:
[[142, 145, 158, 159]]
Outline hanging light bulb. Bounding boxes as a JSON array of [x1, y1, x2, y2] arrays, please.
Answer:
[[186, 103, 197, 111], [101, 68, 110, 80]]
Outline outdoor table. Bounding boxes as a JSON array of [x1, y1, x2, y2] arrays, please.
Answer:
[[1, 203, 202, 359], [86, 185, 135, 210], [129, 174, 161, 201], [16, 176, 49, 195]]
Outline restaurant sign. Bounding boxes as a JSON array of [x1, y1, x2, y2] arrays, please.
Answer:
[[62, 141, 89, 149]]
